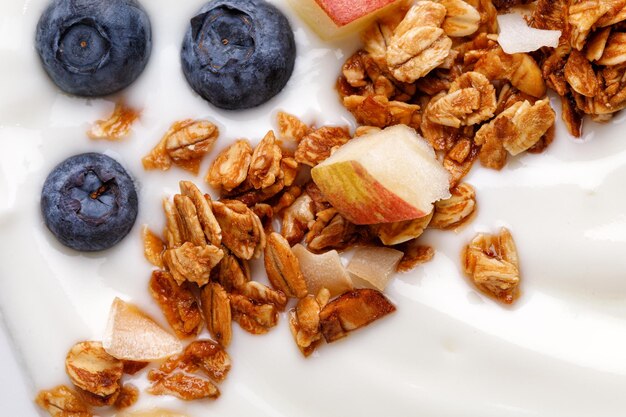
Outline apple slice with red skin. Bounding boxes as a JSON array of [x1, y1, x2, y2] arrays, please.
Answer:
[[287, 0, 402, 39], [311, 125, 451, 225]]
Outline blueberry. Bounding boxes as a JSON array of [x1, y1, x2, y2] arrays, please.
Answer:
[[35, 0, 152, 97], [41, 153, 139, 252], [181, 0, 296, 110]]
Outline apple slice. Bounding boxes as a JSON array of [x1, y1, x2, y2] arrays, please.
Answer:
[[311, 125, 451, 225], [348, 246, 403, 291], [287, 0, 403, 40], [103, 298, 183, 361], [292, 244, 353, 297]]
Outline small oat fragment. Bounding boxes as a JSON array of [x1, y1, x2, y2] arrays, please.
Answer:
[[36, 385, 93, 417], [149, 270, 203, 339], [200, 283, 232, 348], [205, 140, 253, 191], [114, 384, 139, 410], [215, 252, 250, 292], [281, 193, 315, 246], [65, 341, 123, 398], [430, 183, 476, 229], [462, 228, 520, 304], [87, 102, 139, 141], [174, 194, 208, 246], [372, 211, 433, 246], [212, 199, 266, 260], [148, 372, 219, 401], [237, 281, 288, 310], [264, 232, 308, 299], [277, 111, 311, 142], [143, 226, 165, 268], [319, 289, 396, 343], [163, 242, 224, 286], [230, 293, 279, 330], [440, 0, 481, 37], [248, 130, 282, 189], [143, 120, 219, 174], [295, 126, 351, 167], [288, 290, 329, 357], [179, 181, 222, 246], [396, 241, 435, 272]]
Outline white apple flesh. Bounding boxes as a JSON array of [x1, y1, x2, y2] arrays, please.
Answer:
[[311, 125, 451, 225]]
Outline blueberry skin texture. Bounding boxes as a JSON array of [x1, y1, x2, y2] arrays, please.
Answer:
[[35, 0, 152, 97], [41, 153, 139, 252], [181, 0, 297, 110]]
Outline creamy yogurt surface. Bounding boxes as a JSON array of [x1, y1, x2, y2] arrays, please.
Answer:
[[2, 0, 626, 416]]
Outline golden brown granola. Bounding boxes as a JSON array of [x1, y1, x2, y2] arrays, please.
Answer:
[[87, 102, 139, 141], [36, 385, 93, 417], [248, 130, 282, 189], [319, 289, 396, 343], [205, 140, 253, 192], [212, 199, 266, 260], [149, 270, 203, 339], [463, 228, 520, 304], [396, 242, 435, 273], [230, 293, 279, 331], [430, 183, 476, 229], [162, 242, 224, 286], [65, 341, 123, 399], [200, 283, 232, 348], [143, 120, 219, 174], [264, 232, 308, 298], [143, 226, 165, 269], [277, 111, 311, 142], [294, 126, 351, 167], [148, 372, 219, 401], [372, 211, 433, 246], [179, 181, 222, 246], [288, 288, 331, 357]]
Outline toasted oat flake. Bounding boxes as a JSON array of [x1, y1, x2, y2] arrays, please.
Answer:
[[212, 199, 266, 260], [463, 228, 520, 304], [264, 232, 308, 298], [65, 341, 124, 398], [200, 283, 232, 348], [277, 111, 311, 142], [206, 140, 253, 191], [372, 211, 433, 245], [430, 183, 476, 229], [295, 126, 351, 167], [248, 130, 282, 189], [143, 226, 165, 268], [87, 102, 139, 141], [397, 242, 435, 272], [163, 242, 224, 286], [36, 385, 93, 417]]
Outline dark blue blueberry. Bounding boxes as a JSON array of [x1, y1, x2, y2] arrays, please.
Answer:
[[35, 0, 152, 97], [41, 153, 139, 252], [181, 0, 296, 110]]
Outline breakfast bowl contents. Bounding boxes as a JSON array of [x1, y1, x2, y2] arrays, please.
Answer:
[[3, 0, 626, 416], [35, 0, 152, 97]]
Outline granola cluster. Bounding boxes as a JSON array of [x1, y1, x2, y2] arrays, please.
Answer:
[[530, 0, 626, 136], [339, 0, 556, 175]]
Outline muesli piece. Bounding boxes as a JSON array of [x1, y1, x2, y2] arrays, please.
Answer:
[[205, 140, 253, 191], [248, 130, 282, 189], [114, 384, 139, 410], [200, 283, 232, 348], [36, 385, 93, 417], [179, 181, 222, 246], [65, 341, 123, 398], [277, 111, 311, 142], [319, 289, 396, 342], [281, 193, 316, 245], [162, 242, 224, 286], [288, 289, 331, 357], [237, 281, 288, 310], [230, 293, 279, 329], [264, 232, 308, 299], [294, 126, 351, 167], [149, 270, 203, 339], [396, 241, 435, 272], [430, 183, 476, 229], [372, 211, 433, 246], [462, 227, 520, 304], [87, 102, 139, 141], [148, 372, 219, 401], [212, 199, 266, 260], [143, 226, 165, 268], [143, 120, 219, 174]]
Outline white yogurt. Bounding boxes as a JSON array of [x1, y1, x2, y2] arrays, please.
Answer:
[[2, 1, 626, 416]]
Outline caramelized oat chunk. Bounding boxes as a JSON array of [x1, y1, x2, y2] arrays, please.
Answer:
[[372, 211, 433, 246], [277, 111, 311, 142], [463, 228, 520, 304], [163, 242, 224, 286], [230, 293, 279, 330], [143, 120, 219, 174], [148, 372, 219, 401], [288, 289, 330, 357], [65, 341, 123, 398], [205, 140, 253, 192], [200, 283, 232, 348], [149, 270, 203, 339], [264, 232, 308, 298], [143, 226, 165, 268], [212, 200, 266, 260], [114, 384, 139, 410], [179, 181, 222, 246], [319, 289, 396, 343], [430, 183, 476, 229], [87, 102, 139, 141], [248, 130, 282, 189], [36, 385, 93, 417], [396, 241, 435, 272], [295, 126, 351, 167]]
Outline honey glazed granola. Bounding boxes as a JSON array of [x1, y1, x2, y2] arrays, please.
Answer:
[[38, 0, 621, 414]]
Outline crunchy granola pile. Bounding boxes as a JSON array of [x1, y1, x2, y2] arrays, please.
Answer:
[[339, 0, 557, 175], [530, 0, 626, 136]]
